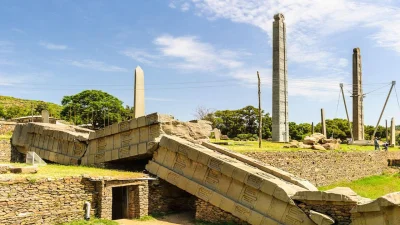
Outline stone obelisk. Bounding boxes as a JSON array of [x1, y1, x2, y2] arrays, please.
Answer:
[[272, 13, 289, 142], [134, 66, 145, 118], [391, 117, 396, 146], [352, 48, 364, 140], [321, 109, 327, 137]]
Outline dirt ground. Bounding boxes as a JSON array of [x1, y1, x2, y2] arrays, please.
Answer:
[[115, 212, 196, 225]]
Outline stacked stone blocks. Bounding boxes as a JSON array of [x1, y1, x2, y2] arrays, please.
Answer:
[[81, 113, 170, 165]]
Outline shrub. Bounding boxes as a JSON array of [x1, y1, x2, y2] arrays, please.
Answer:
[[233, 137, 240, 141]]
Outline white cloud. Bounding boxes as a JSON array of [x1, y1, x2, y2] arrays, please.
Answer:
[[181, 2, 190, 11], [120, 49, 159, 65], [154, 35, 245, 71], [39, 42, 68, 50], [11, 28, 25, 34], [65, 59, 128, 72]]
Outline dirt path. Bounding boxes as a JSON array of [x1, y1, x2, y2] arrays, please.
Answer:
[[115, 212, 196, 225]]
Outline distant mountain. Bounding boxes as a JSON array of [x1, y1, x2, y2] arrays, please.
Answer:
[[0, 95, 62, 120]]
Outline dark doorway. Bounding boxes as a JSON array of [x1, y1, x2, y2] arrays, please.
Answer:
[[112, 186, 128, 220]]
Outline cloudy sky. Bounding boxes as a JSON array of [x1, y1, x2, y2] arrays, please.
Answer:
[[1, 0, 400, 125]]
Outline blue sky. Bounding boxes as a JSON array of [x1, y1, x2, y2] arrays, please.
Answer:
[[1, 0, 400, 125]]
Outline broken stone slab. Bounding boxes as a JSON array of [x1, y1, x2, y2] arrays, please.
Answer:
[[292, 187, 366, 203], [0, 165, 11, 174], [351, 192, 400, 225], [9, 166, 38, 174], [309, 210, 334, 225], [202, 141, 318, 191]]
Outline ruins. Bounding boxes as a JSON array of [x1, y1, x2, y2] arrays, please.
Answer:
[[272, 13, 289, 143], [352, 48, 364, 141]]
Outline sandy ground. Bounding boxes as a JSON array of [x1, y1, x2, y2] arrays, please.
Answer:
[[115, 212, 196, 225]]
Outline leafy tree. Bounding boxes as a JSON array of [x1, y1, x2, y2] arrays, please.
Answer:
[[61, 90, 126, 128], [397, 134, 400, 145], [212, 105, 272, 139]]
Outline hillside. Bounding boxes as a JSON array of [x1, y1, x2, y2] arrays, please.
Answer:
[[0, 95, 62, 120]]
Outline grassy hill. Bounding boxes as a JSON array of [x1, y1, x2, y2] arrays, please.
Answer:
[[0, 95, 62, 120]]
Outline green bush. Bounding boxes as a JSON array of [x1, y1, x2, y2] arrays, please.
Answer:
[[396, 134, 400, 145], [248, 137, 257, 141], [233, 137, 240, 141]]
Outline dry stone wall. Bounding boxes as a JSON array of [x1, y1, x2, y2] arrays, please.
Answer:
[[0, 140, 11, 162], [0, 177, 97, 224], [0, 122, 15, 135], [0, 176, 149, 224], [244, 151, 400, 186], [195, 199, 249, 225]]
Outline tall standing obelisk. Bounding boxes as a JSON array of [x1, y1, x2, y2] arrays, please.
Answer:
[[134, 66, 145, 118], [272, 13, 289, 142], [352, 48, 364, 140]]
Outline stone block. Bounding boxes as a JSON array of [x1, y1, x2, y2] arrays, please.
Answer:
[[232, 204, 251, 221], [132, 129, 140, 144], [139, 127, 149, 142], [309, 210, 334, 225], [88, 155, 95, 165], [119, 146, 130, 158], [88, 131, 96, 140], [266, 198, 288, 221], [10, 166, 38, 174], [81, 156, 88, 166], [226, 179, 244, 200], [154, 147, 168, 164], [111, 123, 119, 134], [105, 150, 112, 162], [145, 160, 160, 175], [137, 116, 146, 127], [219, 196, 235, 213], [95, 153, 105, 164], [104, 125, 112, 137], [130, 119, 138, 129], [119, 121, 130, 132], [254, 192, 274, 214], [130, 144, 138, 157], [138, 143, 147, 155], [192, 163, 208, 183], [112, 149, 119, 161], [113, 134, 121, 149], [149, 124, 163, 140]]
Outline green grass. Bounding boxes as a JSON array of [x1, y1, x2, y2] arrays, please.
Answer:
[[60, 218, 118, 225], [0, 134, 12, 140], [210, 139, 400, 153], [1, 163, 144, 180], [319, 173, 400, 199]]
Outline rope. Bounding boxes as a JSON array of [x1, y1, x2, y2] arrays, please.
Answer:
[[395, 85, 400, 113]]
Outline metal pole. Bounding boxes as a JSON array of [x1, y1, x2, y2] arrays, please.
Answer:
[[257, 71, 262, 148], [340, 83, 354, 142], [372, 81, 396, 140]]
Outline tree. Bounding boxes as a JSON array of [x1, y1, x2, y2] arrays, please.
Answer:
[[60, 90, 126, 128], [193, 106, 215, 122]]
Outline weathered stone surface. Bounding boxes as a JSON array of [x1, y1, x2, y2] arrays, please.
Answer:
[[272, 13, 289, 143], [351, 192, 400, 225], [309, 210, 334, 225], [353, 47, 364, 141], [134, 66, 145, 118], [322, 143, 340, 150], [9, 166, 38, 174], [147, 135, 316, 225], [312, 145, 326, 151], [390, 117, 396, 146], [161, 120, 212, 143], [41, 110, 49, 123]]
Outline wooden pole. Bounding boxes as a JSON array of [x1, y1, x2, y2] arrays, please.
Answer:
[[257, 71, 262, 148], [372, 81, 396, 140], [340, 83, 354, 142]]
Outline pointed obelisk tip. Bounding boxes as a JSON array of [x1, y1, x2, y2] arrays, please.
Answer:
[[135, 66, 143, 71], [274, 13, 285, 21], [353, 48, 360, 54]]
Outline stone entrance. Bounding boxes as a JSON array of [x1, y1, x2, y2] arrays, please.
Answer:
[[112, 186, 129, 220]]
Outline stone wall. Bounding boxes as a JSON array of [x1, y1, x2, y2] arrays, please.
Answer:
[[148, 179, 196, 214], [296, 200, 355, 225], [244, 151, 400, 186], [195, 199, 248, 225], [0, 140, 11, 162], [0, 177, 97, 224], [0, 122, 15, 135], [0, 177, 149, 224]]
